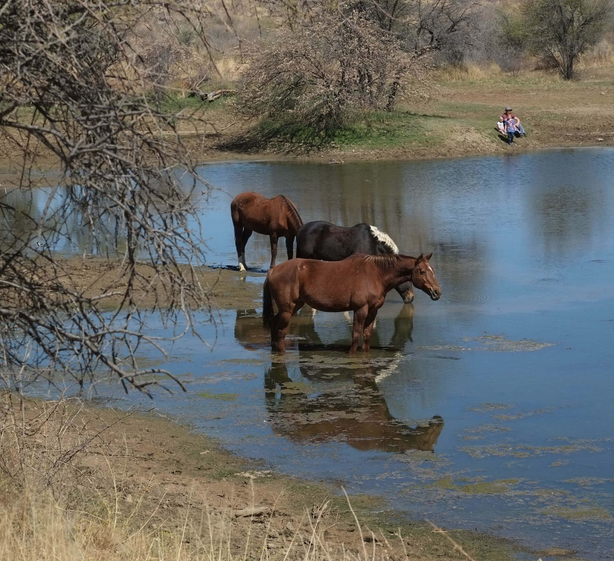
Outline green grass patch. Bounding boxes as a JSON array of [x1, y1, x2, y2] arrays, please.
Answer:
[[253, 110, 446, 150], [333, 111, 442, 149], [427, 477, 521, 495]]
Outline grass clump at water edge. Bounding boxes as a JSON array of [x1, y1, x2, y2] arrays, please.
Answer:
[[251, 111, 442, 151]]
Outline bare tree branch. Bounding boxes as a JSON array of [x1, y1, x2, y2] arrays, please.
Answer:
[[0, 0, 218, 395]]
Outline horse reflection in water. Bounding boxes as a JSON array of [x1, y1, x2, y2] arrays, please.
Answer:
[[234, 306, 442, 453], [264, 361, 444, 453], [234, 303, 415, 353]]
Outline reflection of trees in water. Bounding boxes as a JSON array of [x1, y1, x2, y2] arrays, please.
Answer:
[[233, 304, 414, 352], [529, 184, 606, 259], [1, 180, 198, 257], [264, 360, 444, 453], [254, 163, 488, 306], [278, 165, 408, 243], [0, 190, 40, 249], [0, 187, 121, 255]]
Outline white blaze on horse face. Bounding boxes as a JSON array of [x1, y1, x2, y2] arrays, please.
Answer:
[[369, 226, 399, 254], [427, 264, 434, 274]]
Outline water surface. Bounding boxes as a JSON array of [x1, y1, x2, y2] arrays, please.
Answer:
[[189, 148, 614, 559], [12, 148, 614, 559]]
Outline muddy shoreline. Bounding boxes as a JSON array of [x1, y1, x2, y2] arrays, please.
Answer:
[[71, 400, 523, 561]]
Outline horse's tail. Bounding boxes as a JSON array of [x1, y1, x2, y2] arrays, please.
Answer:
[[263, 277, 274, 329], [281, 196, 304, 233]]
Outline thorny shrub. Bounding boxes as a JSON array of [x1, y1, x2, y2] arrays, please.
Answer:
[[236, 9, 417, 138]]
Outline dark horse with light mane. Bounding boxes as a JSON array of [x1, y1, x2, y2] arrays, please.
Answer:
[[263, 253, 441, 354], [231, 191, 303, 271], [297, 220, 414, 303]]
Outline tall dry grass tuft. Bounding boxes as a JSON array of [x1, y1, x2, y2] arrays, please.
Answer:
[[0, 459, 423, 561], [436, 62, 503, 82], [579, 39, 614, 68], [1, 395, 478, 561], [0, 393, 115, 489]]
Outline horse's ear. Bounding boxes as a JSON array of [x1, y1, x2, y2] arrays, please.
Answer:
[[416, 253, 424, 262], [425, 252, 433, 261]]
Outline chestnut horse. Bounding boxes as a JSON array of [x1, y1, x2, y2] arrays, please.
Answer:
[[297, 220, 414, 303], [230, 191, 304, 271], [263, 253, 441, 354]]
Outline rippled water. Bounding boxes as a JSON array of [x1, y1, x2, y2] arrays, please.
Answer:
[[8, 148, 614, 559]]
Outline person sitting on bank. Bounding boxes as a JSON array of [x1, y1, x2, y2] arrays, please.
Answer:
[[501, 107, 526, 136], [496, 117, 506, 136], [504, 112, 517, 145]]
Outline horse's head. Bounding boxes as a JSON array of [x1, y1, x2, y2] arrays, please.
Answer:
[[411, 253, 441, 301]]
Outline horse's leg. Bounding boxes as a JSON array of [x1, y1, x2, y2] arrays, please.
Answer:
[[362, 308, 380, 352], [275, 300, 304, 352], [349, 305, 368, 355], [285, 235, 295, 260], [233, 223, 245, 271], [270, 312, 285, 352], [269, 233, 278, 269], [239, 228, 252, 271]]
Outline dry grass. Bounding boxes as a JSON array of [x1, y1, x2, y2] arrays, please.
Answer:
[[434, 62, 505, 82], [0, 486, 421, 561], [0, 394, 486, 561]]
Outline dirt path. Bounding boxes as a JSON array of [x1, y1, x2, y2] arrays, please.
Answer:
[[52, 256, 264, 311]]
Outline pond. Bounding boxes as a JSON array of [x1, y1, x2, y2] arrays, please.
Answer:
[[9, 147, 614, 559]]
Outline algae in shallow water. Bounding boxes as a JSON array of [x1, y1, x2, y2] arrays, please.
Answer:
[[462, 334, 555, 352], [461, 440, 604, 459], [216, 358, 265, 366], [463, 423, 512, 434], [428, 477, 521, 495], [468, 403, 514, 413], [494, 407, 555, 420], [544, 506, 612, 520], [420, 335, 554, 353]]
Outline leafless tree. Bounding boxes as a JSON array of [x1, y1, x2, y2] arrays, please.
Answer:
[[236, 7, 422, 140], [405, 0, 479, 57], [0, 0, 216, 396]]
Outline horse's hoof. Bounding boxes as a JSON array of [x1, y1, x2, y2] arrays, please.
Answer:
[[238, 263, 246, 272]]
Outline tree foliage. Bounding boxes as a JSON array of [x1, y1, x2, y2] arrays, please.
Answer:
[[521, 0, 613, 79], [0, 0, 214, 395]]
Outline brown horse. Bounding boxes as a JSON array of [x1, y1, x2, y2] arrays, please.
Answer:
[[230, 191, 304, 271], [263, 253, 441, 354]]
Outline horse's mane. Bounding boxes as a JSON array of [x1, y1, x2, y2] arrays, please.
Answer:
[[368, 226, 399, 254], [280, 195, 304, 232], [363, 254, 400, 269]]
